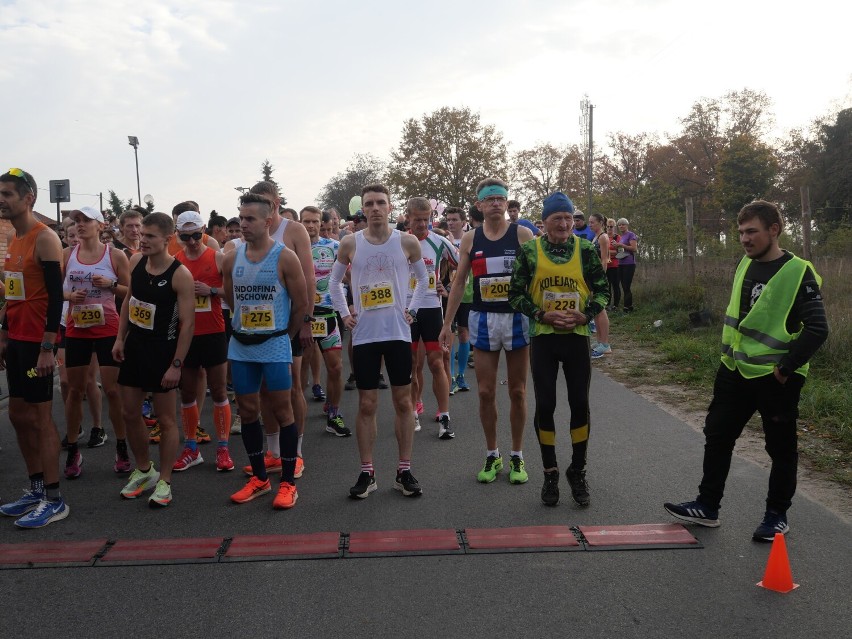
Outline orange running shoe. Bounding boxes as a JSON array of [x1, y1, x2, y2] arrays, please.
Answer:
[[272, 482, 298, 509], [242, 451, 282, 476], [294, 455, 304, 479], [216, 445, 235, 472], [230, 476, 271, 503], [195, 425, 212, 444]]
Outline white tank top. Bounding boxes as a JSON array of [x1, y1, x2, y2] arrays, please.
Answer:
[[350, 229, 411, 346], [63, 244, 119, 337], [270, 217, 288, 245]]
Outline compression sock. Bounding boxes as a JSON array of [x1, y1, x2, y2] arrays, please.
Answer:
[[278, 423, 298, 483], [213, 400, 231, 443], [181, 402, 199, 451], [240, 420, 267, 481]]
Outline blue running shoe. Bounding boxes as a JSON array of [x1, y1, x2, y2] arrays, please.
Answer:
[[311, 384, 326, 401], [14, 498, 70, 529], [456, 376, 470, 392], [753, 510, 789, 542], [664, 500, 720, 527], [0, 489, 44, 517], [141, 399, 153, 419]]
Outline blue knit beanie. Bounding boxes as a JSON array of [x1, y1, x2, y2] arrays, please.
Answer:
[[542, 192, 574, 219]]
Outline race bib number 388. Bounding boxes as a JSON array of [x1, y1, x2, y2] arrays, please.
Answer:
[[360, 281, 394, 310]]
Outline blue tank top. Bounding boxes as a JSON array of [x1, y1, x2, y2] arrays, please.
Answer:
[[470, 223, 521, 313], [228, 242, 292, 363]]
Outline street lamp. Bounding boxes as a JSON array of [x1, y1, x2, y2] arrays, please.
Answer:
[[128, 136, 141, 206]]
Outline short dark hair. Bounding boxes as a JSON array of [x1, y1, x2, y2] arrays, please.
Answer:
[[300, 206, 322, 221], [226, 216, 241, 227], [406, 197, 431, 214], [119, 209, 144, 226], [239, 192, 273, 216], [208, 214, 228, 231], [507, 200, 521, 210], [444, 206, 465, 221], [738, 200, 783, 232], [250, 181, 279, 199], [172, 201, 199, 217], [468, 203, 484, 223], [143, 212, 175, 236], [361, 183, 390, 198], [0, 169, 38, 203]]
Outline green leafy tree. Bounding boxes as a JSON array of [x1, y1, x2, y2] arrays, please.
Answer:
[[511, 142, 569, 215], [107, 190, 135, 217], [317, 153, 386, 216], [714, 134, 778, 220], [387, 106, 508, 207], [261, 159, 286, 205]]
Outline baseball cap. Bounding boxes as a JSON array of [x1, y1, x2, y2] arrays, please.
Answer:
[[72, 206, 105, 223], [176, 211, 204, 230]]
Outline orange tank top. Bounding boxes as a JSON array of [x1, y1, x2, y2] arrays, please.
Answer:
[[168, 232, 209, 256], [4, 222, 50, 342], [175, 245, 224, 335]]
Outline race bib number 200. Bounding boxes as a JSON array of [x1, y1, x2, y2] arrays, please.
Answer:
[[479, 276, 510, 302]]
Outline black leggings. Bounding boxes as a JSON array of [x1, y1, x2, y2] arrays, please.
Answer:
[[530, 333, 591, 470], [606, 268, 620, 308], [618, 263, 636, 311]]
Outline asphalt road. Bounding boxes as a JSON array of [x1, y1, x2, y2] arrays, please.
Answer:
[[1, 359, 849, 638]]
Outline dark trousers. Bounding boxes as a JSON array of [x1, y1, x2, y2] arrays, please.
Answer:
[[699, 364, 804, 513], [530, 333, 591, 470], [606, 268, 620, 308], [618, 263, 635, 311]]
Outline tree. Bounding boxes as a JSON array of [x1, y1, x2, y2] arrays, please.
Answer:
[[714, 134, 778, 219], [387, 107, 508, 207], [556, 145, 590, 207], [812, 107, 852, 226], [597, 132, 658, 200], [260, 159, 286, 205], [511, 142, 568, 214], [317, 153, 386, 215], [107, 190, 134, 217]]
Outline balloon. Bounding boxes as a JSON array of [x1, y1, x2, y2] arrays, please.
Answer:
[[348, 196, 362, 216], [436, 202, 446, 215], [429, 198, 437, 210]]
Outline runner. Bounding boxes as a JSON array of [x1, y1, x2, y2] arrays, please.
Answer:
[[300, 206, 350, 437], [173, 211, 234, 472], [113, 212, 195, 507], [405, 197, 458, 439], [508, 192, 610, 506], [439, 177, 534, 485], [225, 193, 307, 509], [61, 206, 131, 479], [0, 168, 68, 528], [445, 206, 472, 394], [329, 183, 429, 499]]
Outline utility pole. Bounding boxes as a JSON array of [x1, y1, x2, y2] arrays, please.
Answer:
[[580, 96, 594, 215]]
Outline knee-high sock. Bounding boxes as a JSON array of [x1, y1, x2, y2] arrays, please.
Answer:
[[213, 400, 231, 444], [457, 340, 470, 378], [181, 402, 199, 451], [240, 420, 267, 481], [450, 341, 458, 379], [278, 423, 298, 484]]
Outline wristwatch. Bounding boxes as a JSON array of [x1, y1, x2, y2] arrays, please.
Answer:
[[778, 364, 792, 377], [303, 314, 314, 323], [111, 280, 119, 289], [40, 341, 54, 352], [172, 358, 182, 368], [210, 287, 218, 296], [535, 309, 546, 322], [407, 308, 418, 322]]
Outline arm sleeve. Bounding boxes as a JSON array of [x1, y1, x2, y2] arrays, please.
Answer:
[[408, 258, 429, 313], [781, 266, 829, 371], [582, 242, 611, 321], [42, 260, 64, 333], [329, 260, 351, 317], [508, 241, 539, 318]]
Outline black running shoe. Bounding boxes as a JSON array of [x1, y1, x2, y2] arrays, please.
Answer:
[[87, 427, 107, 448], [378, 374, 389, 390], [752, 510, 789, 542], [541, 470, 559, 506], [663, 500, 720, 527], [344, 374, 357, 391], [438, 415, 454, 440], [61, 427, 84, 450], [394, 470, 422, 497], [349, 472, 377, 499], [566, 467, 590, 507]]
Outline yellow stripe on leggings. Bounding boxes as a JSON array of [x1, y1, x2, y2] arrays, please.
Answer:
[[537, 429, 556, 446], [570, 425, 589, 444]]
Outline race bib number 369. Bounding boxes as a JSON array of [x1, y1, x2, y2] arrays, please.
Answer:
[[128, 297, 156, 330]]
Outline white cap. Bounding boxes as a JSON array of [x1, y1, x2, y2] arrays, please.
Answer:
[[72, 206, 105, 223], [176, 211, 204, 230]]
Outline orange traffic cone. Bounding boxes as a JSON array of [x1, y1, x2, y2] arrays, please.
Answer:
[[757, 533, 799, 593]]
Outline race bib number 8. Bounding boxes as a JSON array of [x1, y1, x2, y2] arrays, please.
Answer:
[[241, 304, 274, 333], [72, 304, 105, 328], [4, 271, 25, 300], [542, 291, 581, 313], [128, 297, 156, 330], [479, 276, 510, 302], [195, 295, 211, 312], [409, 273, 437, 291], [360, 282, 394, 310]]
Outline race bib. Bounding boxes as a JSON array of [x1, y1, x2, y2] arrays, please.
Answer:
[[195, 295, 211, 313], [241, 304, 275, 333], [71, 304, 105, 328], [410, 272, 437, 291], [542, 290, 581, 313], [311, 318, 328, 338], [4, 271, 25, 300], [479, 276, 510, 302], [360, 281, 394, 310], [128, 297, 156, 330]]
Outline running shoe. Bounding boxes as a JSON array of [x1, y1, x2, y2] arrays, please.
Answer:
[[143, 415, 158, 428], [591, 343, 612, 359], [173, 446, 203, 472], [438, 415, 454, 440], [752, 511, 789, 542], [326, 415, 351, 437], [477, 454, 503, 483], [61, 426, 83, 450], [449, 379, 459, 395], [272, 482, 298, 509], [434, 411, 441, 423], [566, 467, 590, 506], [456, 376, 470, 392], [87, 427, 107, 448], [311, 384, 326, 401], [148, 480, 172, 507], [394, 470, 422, 497], [114, 443, 132, 474], [349, 472, 377, 499], [663, 500, 719, 527], [231, 476, 272, 503], [230, 414, 242, 435], [0, 489, 44, 517], [64, 449, 83, 479], [378, 374, 389, 389], [141, 398, 153, 419], [467, 354, 474, 368], [415, 400, 424, 416], [14, 498, 69, 529], [541, 470, 560, 506], [226, 383, 235, 402], [414, 414, 421, 432], [216, 446, 235, 472], [589, 319, 596, 334], [120, 464, 160, 499], [322, 401, 331, 415], [242, 451, 282, 476], [344, 373, 357, 390], [149, 424, 161, 443], [508, 455, 528, 484], [195, 425, 211, 444], [294, 456, 305, 479]]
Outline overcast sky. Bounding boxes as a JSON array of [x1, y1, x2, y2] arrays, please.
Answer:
[[4, 0, 849, 221]]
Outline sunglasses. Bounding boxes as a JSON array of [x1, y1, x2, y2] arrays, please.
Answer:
[[179, 231, 203, 242], [7, 168, 35, 196]]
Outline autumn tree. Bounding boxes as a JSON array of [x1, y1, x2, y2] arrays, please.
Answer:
[[511, 142, 570, 214], [317, 153, 386, 216], [387, 107, 508, 207]]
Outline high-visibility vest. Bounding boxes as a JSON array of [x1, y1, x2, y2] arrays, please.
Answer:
[[720, 254, 820, 378]]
